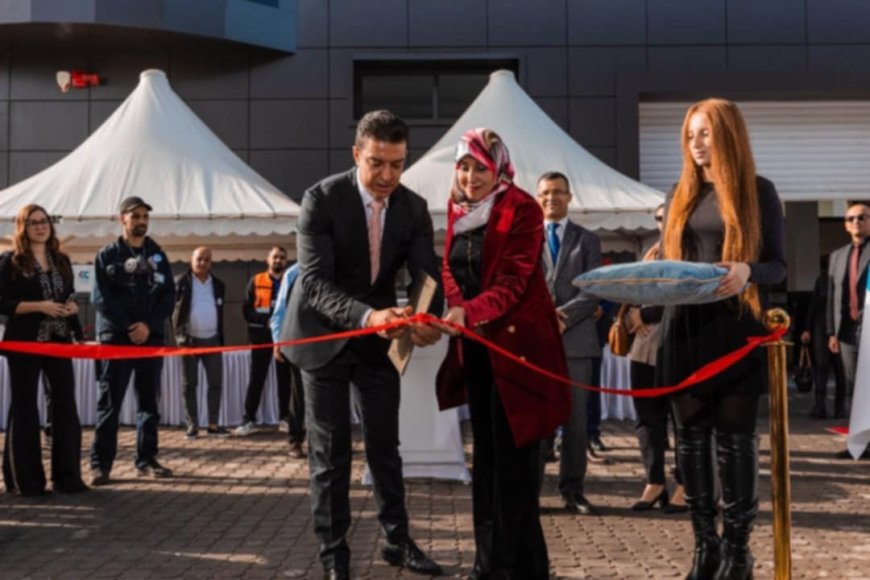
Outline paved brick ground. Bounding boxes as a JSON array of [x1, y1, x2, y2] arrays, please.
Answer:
[[1, 391, 868, 579]]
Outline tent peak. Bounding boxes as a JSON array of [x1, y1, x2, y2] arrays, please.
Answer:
[[490, 69, 516, 82], [140, 69, 167, 81]]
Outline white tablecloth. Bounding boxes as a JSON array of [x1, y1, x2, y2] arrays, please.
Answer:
[[599, 346, 637, 421], [363, 337, 470, 483], [0, 351, 283, 429]]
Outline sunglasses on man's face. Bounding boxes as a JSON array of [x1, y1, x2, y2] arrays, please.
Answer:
[[845, 214, 870, 223], [654, 215, 664, 222]]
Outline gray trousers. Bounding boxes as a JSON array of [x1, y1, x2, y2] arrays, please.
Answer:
[[181, 335, 224, 427], [558, 358, 593, 497]]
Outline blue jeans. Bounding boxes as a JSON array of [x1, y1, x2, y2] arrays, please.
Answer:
[[90, 350, 164, 472]]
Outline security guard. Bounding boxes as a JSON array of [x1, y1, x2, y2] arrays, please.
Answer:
[[234, 246, 291, 437], [89, 196, 176, 486]]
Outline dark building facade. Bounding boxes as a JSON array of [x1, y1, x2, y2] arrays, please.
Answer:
[[2, 0, 870, 319], [3, 0, 870, 201]]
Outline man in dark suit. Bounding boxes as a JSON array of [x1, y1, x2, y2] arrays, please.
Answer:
[[827, 201, 870, 423], [537, 172, 602, 515], [800, 260, 846, 419], [282, 110, 443, 579]]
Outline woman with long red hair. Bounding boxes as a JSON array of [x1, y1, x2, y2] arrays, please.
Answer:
[[1, 204, 86, 495], [659, 99, 785, 580]]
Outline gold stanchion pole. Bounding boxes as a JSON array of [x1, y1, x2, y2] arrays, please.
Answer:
[[763, 308, 792, 580]]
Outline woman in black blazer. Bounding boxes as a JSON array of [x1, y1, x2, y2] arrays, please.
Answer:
[[1, 204, 86, 495]]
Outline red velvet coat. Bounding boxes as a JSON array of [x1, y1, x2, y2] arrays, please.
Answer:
[[436, 185, 571, 447]]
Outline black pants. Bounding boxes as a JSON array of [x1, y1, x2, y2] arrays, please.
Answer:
[[586, 356, 603, 439], [630, 360, 681, 486], [810, 332, 846, 411], [302, 340, 408, 570], [464, 339, 548, 579], [181, 335, 223, 427], [90, 349, 163, 472], [243, 339, 291, 426], [3, 353, 83, 495]]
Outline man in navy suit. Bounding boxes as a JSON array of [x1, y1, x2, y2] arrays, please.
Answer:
[[282, 110, 443, 579]]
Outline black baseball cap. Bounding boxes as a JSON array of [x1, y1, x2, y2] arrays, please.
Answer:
[[119, 196, 153, 214]]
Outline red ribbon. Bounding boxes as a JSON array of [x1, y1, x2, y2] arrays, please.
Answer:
[[0, 313, 786, 398]]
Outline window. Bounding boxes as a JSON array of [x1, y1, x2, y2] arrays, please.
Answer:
[[354, 59, 519, 122]]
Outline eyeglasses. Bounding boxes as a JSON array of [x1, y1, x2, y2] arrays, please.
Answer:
[[654, 215, 664, 222], [25, 218, 51, 227], [845, 214, 870, 223]]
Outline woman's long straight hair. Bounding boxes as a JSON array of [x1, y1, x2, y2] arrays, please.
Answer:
[[12, 204, 72, 284], [662, 98, 762, 318]]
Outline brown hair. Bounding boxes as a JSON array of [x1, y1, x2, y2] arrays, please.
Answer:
[[662, 98, 762, 318], [12, 204, 72, 284]]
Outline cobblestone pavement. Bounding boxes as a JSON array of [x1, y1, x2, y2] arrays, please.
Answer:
[[1, 392, 868, 579]]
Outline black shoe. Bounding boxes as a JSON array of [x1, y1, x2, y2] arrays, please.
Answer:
[[631, 487, 669, 511], [206, 426, 231, 437], [381, 539, 443, 575], [186, 425, 198, 439], [136, 459, 173, 478], [564, 493, 597, 515], [288, 440, 307, 459], [324, 564, 350, 580], [663, 501, 689, 514], [89, 467, 110, 487], [589, 436, 607, 452], [586, 442, 612, 465], [54, 480, 89, 494]]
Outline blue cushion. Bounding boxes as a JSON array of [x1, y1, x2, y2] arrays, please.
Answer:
[[573, 260, 730, 305]]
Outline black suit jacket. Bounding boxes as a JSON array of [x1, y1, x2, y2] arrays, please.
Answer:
[[282, 168, 442, 371], [0, 251, 83, 342], [826, 239, 870, 339]]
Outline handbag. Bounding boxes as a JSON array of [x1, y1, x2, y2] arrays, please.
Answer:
[[608, 304, 634, 357], [793, 345, 814, 393]]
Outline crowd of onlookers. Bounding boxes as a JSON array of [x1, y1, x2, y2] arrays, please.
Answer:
[[2, 103, 866, 580]]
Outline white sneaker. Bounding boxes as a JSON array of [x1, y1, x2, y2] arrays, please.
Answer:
[[233, 421, 259, 436], [278, 420, 290, 433]]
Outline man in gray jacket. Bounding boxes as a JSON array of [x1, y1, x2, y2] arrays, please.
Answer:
[[537, 171, 602, 514]]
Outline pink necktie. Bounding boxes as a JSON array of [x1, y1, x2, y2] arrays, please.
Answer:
[[849, 243, 860, 321], [368, 199, 385, 283]]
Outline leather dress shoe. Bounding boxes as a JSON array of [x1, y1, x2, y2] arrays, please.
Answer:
[[382, 538, 443, 575], [564, 493, 597, 515], [589, 436, 607, 452], [324, 564, 350, 580]]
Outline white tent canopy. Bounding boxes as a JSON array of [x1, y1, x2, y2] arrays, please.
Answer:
[[0, 69, 299, 260], [402, 70, 664, 233]]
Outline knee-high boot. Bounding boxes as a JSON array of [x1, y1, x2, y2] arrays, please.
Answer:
[[677, 426, 720, 580], [713, 433, 758, 580]]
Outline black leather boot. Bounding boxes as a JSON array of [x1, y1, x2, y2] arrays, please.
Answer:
[[677, 426, 720, 580], [713, 433, 758, 580]]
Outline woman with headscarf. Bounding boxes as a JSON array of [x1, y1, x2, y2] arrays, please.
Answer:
[[659, 99, 785, 580], [1, 204, 87, 496], [436, 128, 570, 580]]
